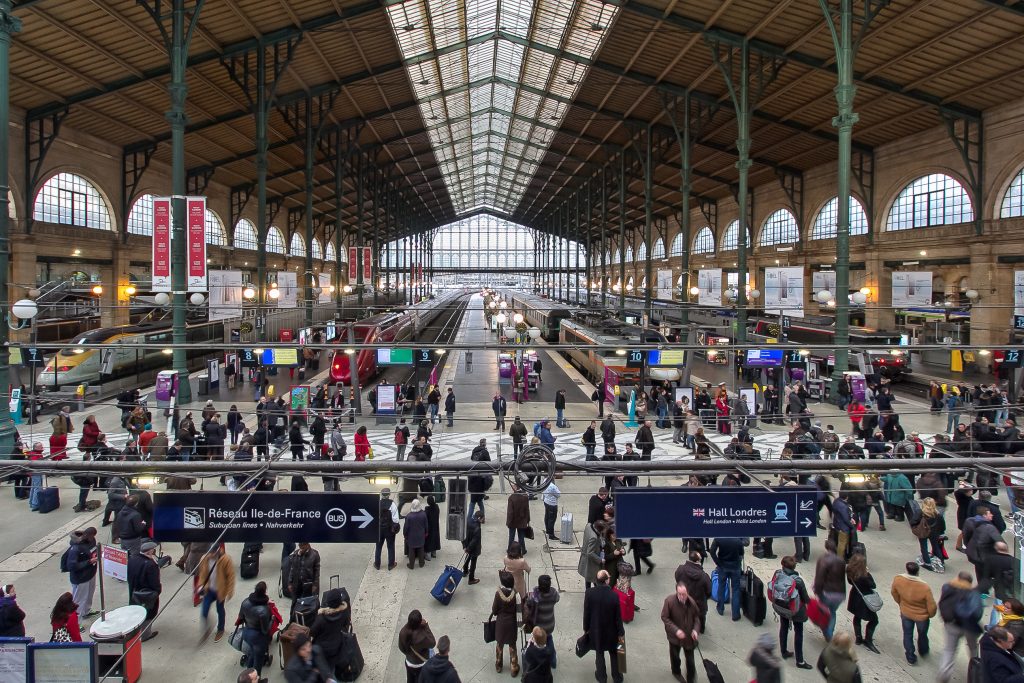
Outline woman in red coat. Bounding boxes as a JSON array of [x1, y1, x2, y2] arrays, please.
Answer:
[[79, 415, 101, 457], [715, 388, 731, 435], [50, 592, 82, 642], [354, 425, 371, 461]]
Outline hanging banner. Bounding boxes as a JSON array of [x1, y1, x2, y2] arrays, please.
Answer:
[[208, 270, 243, 321], [697, 268, 722, 306], [764, 267, 805, 317], [318, 273, 332, 303], [152, 197, 172, 292], [656, 269, 674, 301], [363, 247, 372, 284], [1015, 271, 1024, 315], [348, 247, 358, 282], [812, 270, 836, 297], [891, 271, 932, 307], [278, 271, 298, 308], [186, 196, 207, 291]]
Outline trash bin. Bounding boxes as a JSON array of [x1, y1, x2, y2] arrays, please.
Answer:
[[91, 605, 147, 683], [197, 373, 210, 396]]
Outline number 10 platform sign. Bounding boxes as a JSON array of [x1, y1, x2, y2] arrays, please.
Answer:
[[614, 486, 819, 539]]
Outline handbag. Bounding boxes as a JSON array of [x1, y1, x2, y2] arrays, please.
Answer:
[[228, 626, 250, 654], [483, 615, 497, 643], [807, 598, 831, 628], [523, 527, 535, 541], [575, 633, 592, 658], [131, 588, 159, 610], [617, 638, 627, 674], [854, 583, 883, 613]]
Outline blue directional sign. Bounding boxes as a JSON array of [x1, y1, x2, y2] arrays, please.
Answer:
[[153, 492, 380, 544], [614, 486, 818, 539]]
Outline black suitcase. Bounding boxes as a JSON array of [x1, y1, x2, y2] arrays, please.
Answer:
[[335, 627, 364, 682], [240, 543, 261, 579], [292, 594, 319, 624], [38, 487, 60, 513], [741, 567, 767, 626]]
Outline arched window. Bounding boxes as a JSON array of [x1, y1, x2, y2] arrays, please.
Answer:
[[289, 233, 306, 257], [613, 249, 620, 264], [670, 233, 685, 257], [886, 173, 974, 230], [205, 210, 226, 246], [312, 238, 323, 261], [1000, 167, 1024, 218], [127, 193, 156, 235], [266, 225, 286, 254], [604, 249, 611, 265], [811, 196, 869, 239], [624, 246, 634, 263], [759, 208, 799, 246], [7, 189, 14, 219], [233, 219, 258, 250], [693, 227, 715, 254], [325, 241, 336, 263], [33, 172, 112, 230], [652, 238, 665, 260], [635, 243, 647, 262], [721, 220, 750, 251]]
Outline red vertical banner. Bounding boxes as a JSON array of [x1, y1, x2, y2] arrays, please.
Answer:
[[418, 263, 423, 279], [152, 197, 171, 292], [348, 247, 357, 282], [186, 196, 207, 290], [363, 247, 372, 284]]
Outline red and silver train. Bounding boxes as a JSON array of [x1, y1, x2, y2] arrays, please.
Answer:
[[329, 292, 464, 385]]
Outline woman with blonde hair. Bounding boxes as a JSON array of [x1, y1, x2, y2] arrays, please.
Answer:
[[845, 553, 880, 653], [816, 631, 860, 682], [913, 497, 946, 573]]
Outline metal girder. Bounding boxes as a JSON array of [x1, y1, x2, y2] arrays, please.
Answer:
[[976, 0, 1024, 16], [402, 29, 594, 69], [186, 164, 215, 195], [418, 75, 575, 108], [622, 3, 982, 121], [121, 142, 157, 242], [25, 1, 384, 120], [23, 105, 68, 233], [230, 183, 255, 234]]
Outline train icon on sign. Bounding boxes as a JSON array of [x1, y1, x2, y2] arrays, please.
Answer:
[[184, 508, 205, 529], [773, 502, 789, 522]]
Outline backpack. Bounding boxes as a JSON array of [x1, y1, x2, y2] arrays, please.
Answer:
[[394, 428, 406, 445], [821, 432, 840, 454], [911, 516, 932, 539], [59, 547, 72, 573], [769, 569, 801, 619], [954, 589, 983, 624], [533, 422, 541, 437], [906, 499, 923, 527]]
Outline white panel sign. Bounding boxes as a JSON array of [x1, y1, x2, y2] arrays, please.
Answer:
[[697, 268, 722, 306], [764, 267, 805, 317], [318, 273, 333, 303], [278, 271, 299, 308], [812, 270, 836, 296], [208, 270, 243, 321], [891, 271, 932, 307], [656, 269, 674, 300], [1015, 271, 1024, 315]]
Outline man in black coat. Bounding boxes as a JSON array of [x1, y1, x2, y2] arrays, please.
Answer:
[[635, 420, 655, 459], [583, 570, 624, 683], [127, 541, 161, 641], [461, 511, 483, 585], [600, 416, 616, 446], [492, 393, 507, 432], [468, 440, 491, 521], [588, 488, 610, 525], [444, 388, 456, 427]]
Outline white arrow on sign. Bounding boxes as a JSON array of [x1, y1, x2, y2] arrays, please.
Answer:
[[799, 500, 814, 510], [801, 518, 813, 528], [351, 509, 374, 529]]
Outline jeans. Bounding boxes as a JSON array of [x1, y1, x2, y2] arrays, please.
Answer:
[[72, 577, 96, 618], [243, 628, 269, 674], [793, 537, 810, 561], [668, 643, 695, 681], [946, 412, 959, 433], [672, 426, 683, 443], [556, 408, 565, 428], [469, 494, 485, 519], [901, 615, 930, 662], [201, 588, 226, 632], [997, 409, 1009, 425], [820, 591, 845, 641], [716, 567, 742, 619], [495, 416, 505, 431], [462, 554, 477, 580], [508, 527, 526, 553], [779, 617, 804, 662], [375, 533, 395, 568], [445, 411, 454, 427], [78, 485, 90, 509], [938, 623, 977, 682], [585, 443, 595, 458], [396, 444, 406, 461], [544, 504, 558, 538], [837, 395, 850, 410], [594, 647, 622, 683], [919, 536, 943, 565], [429, 404, 438, 423]]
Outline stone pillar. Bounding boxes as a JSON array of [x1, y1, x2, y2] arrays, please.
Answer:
[[864, 253, 895, 331], [969, 244, 1002, 373]]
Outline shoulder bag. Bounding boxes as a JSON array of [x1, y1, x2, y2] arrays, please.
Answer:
[[854, 581, 883, 613]]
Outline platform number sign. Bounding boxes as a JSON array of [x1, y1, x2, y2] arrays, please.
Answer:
[[240, 349, 259, 367], [22, 348, 44, 367], [415, 349, 432, 366], [1004, 349, 1022, 368], [626, 350, 645, 368], [1014, 315, 1024, 331]]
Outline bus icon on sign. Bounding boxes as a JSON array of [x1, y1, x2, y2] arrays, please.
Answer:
[[773, 502, 789, 522]]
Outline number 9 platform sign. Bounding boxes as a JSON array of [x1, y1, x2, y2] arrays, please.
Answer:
[[614, 486, 819, 539], [153, 492, 380, 544]]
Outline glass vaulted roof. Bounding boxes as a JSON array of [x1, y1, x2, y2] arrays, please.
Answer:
[[386, 0, 619, 216]]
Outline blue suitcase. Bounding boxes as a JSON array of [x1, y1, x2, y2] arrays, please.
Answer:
[[38, 486, 59, 513], [709, 568, 730, 603], [430, 564, 464, 605]]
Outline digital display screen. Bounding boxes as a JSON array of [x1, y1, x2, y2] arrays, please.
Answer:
[[745, 349, 784, 367], [261, 349, 299, 366], [376, 348, 413, 365]]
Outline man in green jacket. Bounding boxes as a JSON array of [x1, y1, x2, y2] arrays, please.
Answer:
[[883, 471, 913, 522]]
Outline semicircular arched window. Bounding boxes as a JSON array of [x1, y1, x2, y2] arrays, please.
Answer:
[[205, 209, 226, 246], [693, 226, 715, 254], [811, 196, 869, 239], [266, 225, 286, 254], [289, 232, 306, 257], [670, 233, 684, 257], [1000, 167, 1024, 218], [721, 220, 750, 251], [651, 238, 665, 259], [886, 173, 974, 230], [233, 219, 258, 250], [312, 238, 323, 261], [127, 194, 155, 235], [325, 241, 336, 263], [759, 208, 799, 246], [33, 172, 112, 230]]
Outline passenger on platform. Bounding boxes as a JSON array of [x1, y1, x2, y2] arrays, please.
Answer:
[[427, 385, 441, 424], [49, 405, 73, 460], [127, 542, 162, 642], [203, 414, 227, 460], [715, 388, 731, 435], [891, 561, 937, 665], [635, 392, 648, 422], [443, 387, 457, 428], [671, 401, 685, 444], [508, 416, 526, 457], [0, 585, 26, 638], [582, 570, 624, 683], [846, 553, 880, 654], [404, 499, 428, 569], [393, 419, 410, 461], [492, 393, 507, 432], [635, 419, 654, 460], [554, 390, 567, 428], [533, 357, 543, 383], [65, 527, 98, 621], [594, 381, 605, 417], [398, 610, 436, 682], [353, 425, 371, 462], [309, 412, 327, 457], [587, 487, 610, 525], [600, 415, 616, 447], [696, 385, 713, 426], [425, 495, 441, 561], [375, 489, 399, 571], [462, 511, 483, 585], [814, 540, 848, 642], [582, 420, 597, 459], [416, 419, 432, 443], [506, 482, 531, 555], [49, 591, 82, 642], [288, 421, 308, 461]]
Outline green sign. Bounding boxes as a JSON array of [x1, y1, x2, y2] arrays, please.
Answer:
[[290, 385, 311, 412], [376, 348, 414, 365]]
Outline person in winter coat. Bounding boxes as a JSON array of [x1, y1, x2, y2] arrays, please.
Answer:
[[79, 415, 101, 456], [675, 551, 712, 632], [816, 632, 861, 683], [582, 420, 597, 459], [202, 415, 226, 459], [227, 405, 244, 445], [964, 505, 1003, 593], [308, 413, 327, 456], [283, 633, 333, 683], [398, 609, 436, 683], [404, 499, 428, 569], [771, 556, 813, 670], [353, 425, 370, 461], [891, 561, 937, 664], [845, 553, 880, 653], [503, 542, 531, 599], [882, 471, 913, 522], [66, 527, 98, 620], [748, 633, 783, 683], [980, 627, 1024, 683], [236, 581, 273, 675], [916, 497, 947, 572], [521, 627, 554, 683], [634, 419, 655, 458], [103, 475, 129, 528], [600, 415, 616, 446], [937, 571, 983, 683], [813, 540, 848, 641], [583, 569, 625, 683], [578, 520, 606, 589], [710, 536, 746, 620], [506, 483, 531, 554], [444, 388, 456, 427], [508, 416, 528, 456], [49, 592, 82, 642], [661, 582, 702, 682], [424, 495, 441, 560], [996, 599, 1024, 657], [126, 542, 161, 641], [418, 635, 462, 683], [198, 543, 236, 642], [462, 510, 483, 584], [310, 588, 351, 677], [114, 495, 148, 555], [529, 574, 560, 666], [492, 393, 507, 432], [289, 421, 308, 461], [491, 571, 520, 676], [0, 585, 26, 637], [554, 390, 567, 428]]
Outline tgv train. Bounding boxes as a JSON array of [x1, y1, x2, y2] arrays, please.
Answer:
[[329, 292, 464, 385], [559, 315, 679, 384], [503, 291, 577, 342]]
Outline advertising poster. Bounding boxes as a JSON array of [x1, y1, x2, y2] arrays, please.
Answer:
[[151, 197, 171, 292], [277, 271, 298, 308], [673, 386, 694, 409], [186, 196, 207, 291], [318, 273, 332, 303], [101, 545, 127, 582], [891, 271, 933, 307], [811, 270, 836, 296], [697, 268, 722, 306], [362, 247, 372, 284], [376, 384, 397, 413], [348, 247, 358, 282], [1015, 271, 1024, 315], [208, 270, 243, 321], [764, 267, 805, 317], [656, 269, 674, 300]]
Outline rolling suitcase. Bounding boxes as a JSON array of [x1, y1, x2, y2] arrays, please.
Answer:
[[430, 559, 465, 605], [279, 553, 293, 598], [335, 627, 364, 682], [320, 575, 352, 629], [741, 567, 767, 626], [37, 487, 60, 514], [240, 543, 261, 579], [278, 621, 310, 669], [560, 512, 573, 544], [697, 644, 726, 683], [292, 594, 319, 624]]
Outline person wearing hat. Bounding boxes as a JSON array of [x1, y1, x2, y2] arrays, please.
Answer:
[[404, 499, 428, 569], [310, 588, 351, 676], [126, 540, 161, 641], [375, 489, 399, 571], [748, 632, 783, 683], [283, 632, 333, 683]]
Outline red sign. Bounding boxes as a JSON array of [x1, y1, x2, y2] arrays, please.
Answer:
[[348, 247, 358, 282], [186, 197, 207, 290], [363, 247, 372, 284], [152, 197, 171, 292]]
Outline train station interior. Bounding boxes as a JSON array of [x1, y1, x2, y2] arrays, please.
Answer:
[[2, 0, 1024, 682]]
